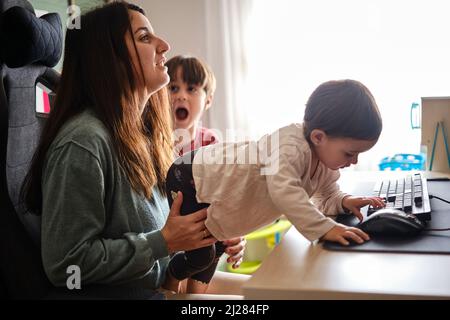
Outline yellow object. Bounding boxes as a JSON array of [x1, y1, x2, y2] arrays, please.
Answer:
[[227, 261, 261, 274], [243, 219, 291, 262], [227, 219, 292, 275], [245, 219, 292, 241]]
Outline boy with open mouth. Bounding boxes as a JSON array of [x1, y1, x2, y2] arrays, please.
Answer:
[[166, 55, 219, 156]]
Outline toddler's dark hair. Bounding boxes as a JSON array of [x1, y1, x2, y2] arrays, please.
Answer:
[[303, 79, 382, 144], [166, 55, 216, 97]]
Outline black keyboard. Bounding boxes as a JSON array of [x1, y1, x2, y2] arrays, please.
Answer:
[[368, 172, 431, 221]]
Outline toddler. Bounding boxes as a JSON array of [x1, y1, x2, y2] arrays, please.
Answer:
[[166, 79, 385, 293]]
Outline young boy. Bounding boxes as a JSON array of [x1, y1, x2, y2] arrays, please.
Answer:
[[165, 55, 228, 294], [166, 55, 219, 156]]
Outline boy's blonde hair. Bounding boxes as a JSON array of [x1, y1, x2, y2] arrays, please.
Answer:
[[166, 55, 216, 97]]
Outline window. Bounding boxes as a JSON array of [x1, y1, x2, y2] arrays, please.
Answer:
[[243, 0, 450, 170]]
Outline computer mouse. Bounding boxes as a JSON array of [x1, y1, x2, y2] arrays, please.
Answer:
[[358, 208, 425, 237]]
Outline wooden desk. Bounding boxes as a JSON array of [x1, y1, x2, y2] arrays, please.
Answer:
[[243, 171, 450, 299]]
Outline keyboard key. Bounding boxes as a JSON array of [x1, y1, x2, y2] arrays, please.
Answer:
[[369, 172, 431, 221], [367, 207, 376, 216], [414, 193, 423, 205]]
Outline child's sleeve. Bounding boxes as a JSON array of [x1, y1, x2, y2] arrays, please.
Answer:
[[202, 127, 220, 146], [265, 144, 338, 242], [310, 169, 348, 216]]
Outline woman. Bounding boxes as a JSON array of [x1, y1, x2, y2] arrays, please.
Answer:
[[21, 1, 247, 299]]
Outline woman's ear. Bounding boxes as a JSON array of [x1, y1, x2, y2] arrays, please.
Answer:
[[310, 129, 327, 146], [204, 94, 214, 111]]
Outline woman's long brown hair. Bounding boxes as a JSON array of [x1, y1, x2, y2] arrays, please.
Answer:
[[21, 1, 173, 214]]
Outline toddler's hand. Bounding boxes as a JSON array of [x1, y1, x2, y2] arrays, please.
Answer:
[[342, 195, 385, 222], [223, 237, 246, 269], [321, 223, 370, 246]]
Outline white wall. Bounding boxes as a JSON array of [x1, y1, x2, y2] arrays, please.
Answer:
[[134, 0, 208, 61]]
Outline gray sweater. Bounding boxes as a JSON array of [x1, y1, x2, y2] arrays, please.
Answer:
[[41, 109, 170, 290]]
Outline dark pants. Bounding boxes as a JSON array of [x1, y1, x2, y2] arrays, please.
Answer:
[[165, 151, 225, 284]]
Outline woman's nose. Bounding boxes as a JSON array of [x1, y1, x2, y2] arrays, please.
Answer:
[[351, 154, 358, 165], [157, 37, 170, 54]]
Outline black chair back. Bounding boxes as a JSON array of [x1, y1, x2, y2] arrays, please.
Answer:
[[0, 0, 62, 299]]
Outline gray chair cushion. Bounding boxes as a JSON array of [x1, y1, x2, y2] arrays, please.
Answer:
[[0, 0, 61, 299], [0, 0, 33, 13], [0, 6, 63, 68]]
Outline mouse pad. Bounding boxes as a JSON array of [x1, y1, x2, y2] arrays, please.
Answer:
[[323, 180, 450, 254]]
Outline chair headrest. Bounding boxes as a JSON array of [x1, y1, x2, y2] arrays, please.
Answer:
[[0, 0, 34, 14], [0, 5, 63, 68]]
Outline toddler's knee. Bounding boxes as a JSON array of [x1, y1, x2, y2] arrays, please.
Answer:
[[215, 241, 226, 257], [186, 246, 216, 270], [166, 162, 178, 182]]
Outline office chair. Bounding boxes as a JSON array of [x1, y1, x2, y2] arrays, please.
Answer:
[[0, 0, 62, 299]]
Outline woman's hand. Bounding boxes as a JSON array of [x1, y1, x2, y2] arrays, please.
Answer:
[[222, 237, 246, 269], [321, 223, 370, 246], [161, 192, 216, 254], [342, 195, 385, 222]]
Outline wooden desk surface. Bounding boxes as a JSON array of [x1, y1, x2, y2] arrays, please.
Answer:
[[243, 171, 450, 299]]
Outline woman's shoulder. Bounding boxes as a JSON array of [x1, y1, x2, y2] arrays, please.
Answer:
[[50, 109, 112, 156]]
